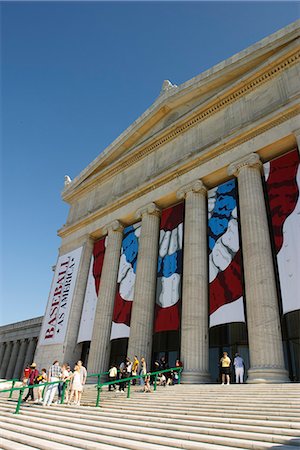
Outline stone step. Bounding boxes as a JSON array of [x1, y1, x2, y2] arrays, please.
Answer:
[[1, 402, 299, 446], [2, 413, 298, 450], [1, 402, 298, 439], [1, 399, 299, 432], [1, 428, 76, 450], [0, 436, 40, 450]]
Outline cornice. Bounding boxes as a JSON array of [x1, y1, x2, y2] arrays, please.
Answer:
[[63, 46, 300, 203], [58, 104, 300, 238]]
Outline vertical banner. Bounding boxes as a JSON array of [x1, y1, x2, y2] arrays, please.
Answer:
[[208, 179, 245, 327], [264, 149, 300, 315], [154, 203, 184, 333], [110, 222, 141, 340], [77, 237, 106, 343], [39, 246, 83, 345]]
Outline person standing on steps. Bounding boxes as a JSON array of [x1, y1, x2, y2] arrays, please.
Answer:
[[22, 362, 39, 402], [43, 360, 62, 406], [220, 352, 231, 385], [131, 356, 139, 385], [234, 353, 245, 383]]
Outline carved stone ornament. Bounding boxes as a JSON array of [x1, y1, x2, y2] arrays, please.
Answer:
[[227, 153, 262, 177], [176, 179, 207, 199], [135, 202, 161, 220], [103, 220, 124, 235]]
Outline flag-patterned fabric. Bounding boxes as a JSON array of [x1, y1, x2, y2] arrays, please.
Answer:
[[264, 149, 300, 315], [110, 222, 141, 340], [208, 179, 245, 327], [154, 203, 184, 333], [77, 237, 106, 343]]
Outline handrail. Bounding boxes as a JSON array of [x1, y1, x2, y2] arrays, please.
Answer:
[[95, 366, 183, 407], [0, 366, 183, 413], [0, 379, 70, 414]]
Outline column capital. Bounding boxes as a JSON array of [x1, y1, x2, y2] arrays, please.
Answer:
[[177, 179, 207, 199], [135, 202, 161, 220], [228, 153, 262, 177], [103, 220, 124, 235]]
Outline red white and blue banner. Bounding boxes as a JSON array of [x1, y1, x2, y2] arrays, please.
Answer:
[[208, 180, 245, 327], [110, 222, 141, 340], [77, 238, 106, 343], [154, 203, 184, 333], [264, 149, 300, 315], [40, 246, 83, 345]]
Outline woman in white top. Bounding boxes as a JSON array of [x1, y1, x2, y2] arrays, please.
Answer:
[[68, 365, 83, 406]]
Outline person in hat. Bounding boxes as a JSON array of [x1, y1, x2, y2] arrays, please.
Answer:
[[23, 362, 39, 402]]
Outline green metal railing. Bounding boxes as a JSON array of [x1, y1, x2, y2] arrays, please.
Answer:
[[95, 366, 183, 407], [0, 379, 70, 414], [0, 366, 183, 414]]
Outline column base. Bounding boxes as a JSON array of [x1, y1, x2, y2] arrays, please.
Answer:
[[181, 371, 211, 384], [247, 367, 290, 383]]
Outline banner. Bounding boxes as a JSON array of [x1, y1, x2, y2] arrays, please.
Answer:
[[264, 149, 300, 315], [208, 180, 245, 327], [154, 203, 184, 333], [39, 246, 83, 345], [110, 222, 141, 340], [77, 238, 106, 343]]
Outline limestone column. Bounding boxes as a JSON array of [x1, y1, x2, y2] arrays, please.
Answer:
[[228, 153, 289, 383], [127, 203, 161, 367], [5, 340, 20, 379], [177, 180, 211, 383], [293, 129, 300, 156], [0, 343, 5, 366], [13, 339, 28, 379], [24, 338, 37, 367], [88, 220, 124, 376], [0, 341, 13, 378]]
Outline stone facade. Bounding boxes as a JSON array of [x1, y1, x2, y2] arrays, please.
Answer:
[[0, 317, 42, 379], [5, 21, 300, 383]]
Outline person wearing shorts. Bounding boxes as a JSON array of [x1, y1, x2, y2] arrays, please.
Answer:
[[220, 352, 231, 385]]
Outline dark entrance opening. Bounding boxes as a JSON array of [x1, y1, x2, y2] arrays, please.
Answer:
[[209, 323, 249, 383], [152, 330, 180, 370], [109, 338, 128, 367]]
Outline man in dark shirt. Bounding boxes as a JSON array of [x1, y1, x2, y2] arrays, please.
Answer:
[[23, 363, 39, 402]]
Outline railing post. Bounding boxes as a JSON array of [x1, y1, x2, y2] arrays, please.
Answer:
[[9, 380, 16, 399], [14, 388, 24, 415], [96, 385, 102, 407], [60, 381, 68, 405], [98, 374, 100, 386], [127, 381, 131, 399], [178, 369, 182, 385], [154, 374, 158, 391]]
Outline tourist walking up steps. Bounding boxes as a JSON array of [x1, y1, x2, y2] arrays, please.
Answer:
[[131, 356, 139, 385], [234, 353, 245, 383], [69, 364, 83, 406], [220, 352, 231, 385], [108, 364, 117, 391], [43, 360, 62, 406], [139, 357, 147, 387], [23, 363, 39, 402], [77, 360, 87, 389]]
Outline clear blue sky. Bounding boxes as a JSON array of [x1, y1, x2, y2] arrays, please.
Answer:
[[1, 1, 299, 326]]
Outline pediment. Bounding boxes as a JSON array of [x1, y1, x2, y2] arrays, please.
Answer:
[[62, 20, 300, 203]]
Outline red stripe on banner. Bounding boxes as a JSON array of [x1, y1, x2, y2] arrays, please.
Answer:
[[93, 238, 106, 295], [154, 303, 180, 333], [160, 202, 184, 230], [209, 251, 242, 315], [112, 291, 132, 326], [154, 202, 184, 333], [266, 149, 299, 253]]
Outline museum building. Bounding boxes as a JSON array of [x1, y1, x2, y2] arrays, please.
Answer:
[[1, 21, 300, 383]]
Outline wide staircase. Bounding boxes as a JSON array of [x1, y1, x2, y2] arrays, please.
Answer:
[[0, 383, 300, 449]]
